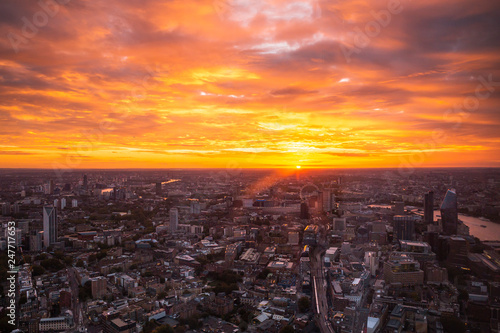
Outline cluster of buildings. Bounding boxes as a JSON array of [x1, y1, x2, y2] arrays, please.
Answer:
[[0, 169, 499, 333]]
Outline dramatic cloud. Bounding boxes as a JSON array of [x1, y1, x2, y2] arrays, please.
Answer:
[[0, 0, 499, 168]]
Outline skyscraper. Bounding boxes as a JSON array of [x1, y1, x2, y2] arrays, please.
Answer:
[[322, 189, 333, 213], [43, 206, 57, 248], [441, 189, 458, 235], [83, 174, 88, 190], [300, 202, 309, 219], [155, 182, 162, 195], [169, 207, 178, 233], [424, 191, 434, 225], [394, 215, 415, 241]]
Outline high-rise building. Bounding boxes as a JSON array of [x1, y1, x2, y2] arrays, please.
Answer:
[[12, 203, 19, 214], [72, 199, 78, 208], [424, 191, 434, 225], [316, 192, 323, 211], [43, 206, 57, 248], [29, 231, 43, 252], [155, 182, 162, 195], [447, 236, 469, 266], [393, 215, 415, 241], [45, 180, 54, 195], [441, 189, 458, 235], [333, 218, 346, 232], [322, 189, 333, 213], [90, 276, 107, 299], [83, 174, 88, 190], [300, 202, 309, 219], [60, 197, 66, 210], [169, 208, 178, 233], [190, 200, 201, 214], [2, 202, 11, 216], [364, 251, 379, 276]]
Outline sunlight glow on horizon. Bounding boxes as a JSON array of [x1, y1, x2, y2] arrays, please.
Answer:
[[0, 0, 499, 168]]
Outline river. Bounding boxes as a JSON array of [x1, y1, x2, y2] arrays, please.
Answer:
[[434, 210, 500, 241], [367, 205, 500, 241]]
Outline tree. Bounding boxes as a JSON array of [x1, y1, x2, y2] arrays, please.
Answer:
[[53, 251, 65, 260], [441, 316, 466, 333], [96, 250, 107, 260], [35, 253, 48, 261], [280, 325, 295, 333], [64, 256, 73, 266], [32, 265, 45, 276], [298, 296, 311, 313], [153, 325, 174, 333], [76, 259, 85, 268], [41, 258, 65, 272], [239, 320, 248, 331], [257, 268, 271, 280], [79, 281, 92, 301]]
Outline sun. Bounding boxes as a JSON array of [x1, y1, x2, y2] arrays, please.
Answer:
[[296, 165, 301, 169]]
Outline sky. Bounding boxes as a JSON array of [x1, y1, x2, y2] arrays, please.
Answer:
[[1, 0, 500, 169]]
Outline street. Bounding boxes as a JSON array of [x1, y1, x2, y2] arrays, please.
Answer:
[[311, 246, 335, 333]]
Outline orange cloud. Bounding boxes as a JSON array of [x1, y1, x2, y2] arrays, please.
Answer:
[[0, 0, 499, 169]]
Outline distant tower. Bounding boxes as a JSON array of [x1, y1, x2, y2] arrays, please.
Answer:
[[155, 182, 162, 195], [169, 208, 178, 233], [83, 175, 88, 190], [441, 189, 458, 235], [60, 197, 67, 210], [394, 215, 415, 241], [43, 206, 57, 248], [190, 200, 201, 215], [300, 202, 309, 219], [2, 203, 11, 216], [424, 191, 434, 225], [45, 180, 54, 194], [322, 189, 333, 213]]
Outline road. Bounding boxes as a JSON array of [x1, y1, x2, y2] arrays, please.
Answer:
[[311, 246, 335, 333], [68, 267, 85, 331]]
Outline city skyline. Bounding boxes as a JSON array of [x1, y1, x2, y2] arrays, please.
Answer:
[[1, 0, 500, 169]]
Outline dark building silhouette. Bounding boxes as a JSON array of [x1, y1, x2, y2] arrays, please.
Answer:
[[424, 191, 434, 225], [300, 202, 309, 219], [393, 215, 415, 241], [155, 182, 162, 195], [83, 174, 88, 190], [441, 189, 458, 235], [447, 236, 469, 266]]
